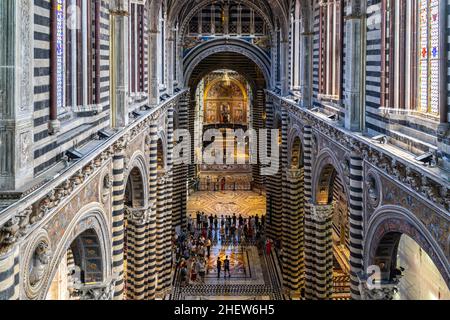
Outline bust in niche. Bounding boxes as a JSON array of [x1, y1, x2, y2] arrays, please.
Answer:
[[367, 176, 379, 207]]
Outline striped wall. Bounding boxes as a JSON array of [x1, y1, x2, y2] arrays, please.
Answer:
[[364, 0, 383, 135], [0, 247, 19, 300], [33, 0, 111, 176], [311, 0, 347, 116]]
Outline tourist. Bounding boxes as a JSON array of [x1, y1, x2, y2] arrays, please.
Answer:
[[220, 224, 225, 241], [225, 218, 230, 241], [216, 257, 222, 278], [238, 214, 243, 227], [180, 263, 188, 286], [237, 225, 242, 243], [214, 215, 218, 230], [196, 211, 201, 229], [190, 258, 198, 282], [198, 258, 206, 283], [232, 213, 237, 226], [206, 238, 212, 258], [224, 256, 231, 278], [209, 214, 214, 229], [265, 239, 272, 256]]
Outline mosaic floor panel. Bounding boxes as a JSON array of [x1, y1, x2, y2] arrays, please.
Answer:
[[187, 191, 266, 218], [172, 245, 281, 300]]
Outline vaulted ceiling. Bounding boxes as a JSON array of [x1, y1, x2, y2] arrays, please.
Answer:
[[187, 52, 266, 90], [166, 0, 292, 36]]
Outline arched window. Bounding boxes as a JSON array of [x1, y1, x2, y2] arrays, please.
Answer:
[[158, 6, 165, 87], [318, 0, 343, 100], [129, 3, 145, 94], [290, 0, 301, 93], [418, 0, 440, 114], [64, 0, 97, 112], [380, 0, 440, 115]]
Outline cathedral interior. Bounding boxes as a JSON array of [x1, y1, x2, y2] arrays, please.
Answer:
[[0, 0, 449, 301]]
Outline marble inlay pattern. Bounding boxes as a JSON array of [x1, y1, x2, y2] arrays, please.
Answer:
[[172, 244, 281, 300], [187, 191, 266, 217]]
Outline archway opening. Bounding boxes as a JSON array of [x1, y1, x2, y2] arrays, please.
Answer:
[[46, 229, 104, 300], [123, 166, 146, 300], [315, 162, 350, 298], [194, 70, 254, 192], [374, 232, 450, 300]]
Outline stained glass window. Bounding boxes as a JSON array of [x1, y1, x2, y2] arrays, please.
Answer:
[[419, 0, 439, 114]]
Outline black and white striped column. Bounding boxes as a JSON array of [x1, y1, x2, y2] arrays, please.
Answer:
[[156, 176, 167, 296], [252, 89, 265, 190], [145, 124, 158, 300], [265, 98, 282, 242], [349, 152, 364, 299], [126, 209, 149, 300], [112, 143, 126, 300], [302, 125, 315, 299], [0, 246, 19, 300], [173, 93, 189, 230], [311, 204, 334, 300], [281, 168, 305, 295], [161, 107, 175, 293]]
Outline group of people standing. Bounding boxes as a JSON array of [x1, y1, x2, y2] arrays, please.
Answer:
[[174, 211, 271, 286], [174, 230, 212, 286], [190, 211, 265, 246]]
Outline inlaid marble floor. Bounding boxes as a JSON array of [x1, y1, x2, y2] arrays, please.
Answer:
[[172, 243, 280, 300], [187, 191, 266, 218]]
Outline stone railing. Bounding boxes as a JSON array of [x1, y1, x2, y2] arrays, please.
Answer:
[[0, 90, 188, 255]]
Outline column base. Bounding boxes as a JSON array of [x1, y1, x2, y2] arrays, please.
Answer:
[[48, 119, 61, 135]]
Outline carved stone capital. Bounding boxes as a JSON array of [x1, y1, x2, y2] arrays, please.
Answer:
[[126, 207, 151, 225], [310, 203, 334, 222], [73, 276, 117, 300], [358, 271, 403, 300], [0, 207, 33, 255], [285, 168, 302, 180]]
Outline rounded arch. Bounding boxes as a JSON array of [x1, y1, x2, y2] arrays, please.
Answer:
[[157, 137, 166, 171], [156, 128, 168, 170], [125, 152, 149, 209], [183, 38, 271, 86], [203, 77, 248, 101], [288, 130, 304, 169], [42, 203, 111, 300], [287, 125, 304, 155], [190, 65, 261, 94], [311, 148, 350, 205], [365, 205, 450, 288]]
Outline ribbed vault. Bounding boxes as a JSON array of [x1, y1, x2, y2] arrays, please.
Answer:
[[187, 52, 266, 90]]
